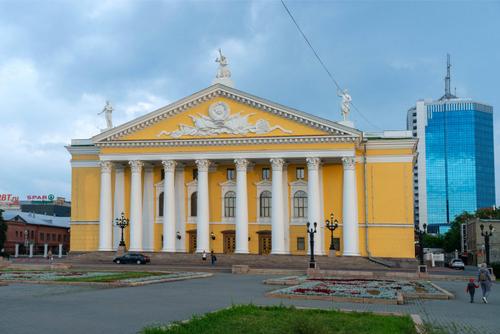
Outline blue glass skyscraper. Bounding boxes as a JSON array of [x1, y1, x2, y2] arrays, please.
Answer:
[[407, 56, 495, 233]]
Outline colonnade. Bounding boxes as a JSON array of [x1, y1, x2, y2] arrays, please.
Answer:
[[98, 157, 359, 256]]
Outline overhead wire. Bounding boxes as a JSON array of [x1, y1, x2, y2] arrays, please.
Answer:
[[280, 0, 382, 131]]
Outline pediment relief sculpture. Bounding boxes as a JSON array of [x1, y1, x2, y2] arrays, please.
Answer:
[[157, 102, 292, 138]]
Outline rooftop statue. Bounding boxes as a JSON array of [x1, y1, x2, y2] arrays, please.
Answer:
[[98, 101, 113, 129]]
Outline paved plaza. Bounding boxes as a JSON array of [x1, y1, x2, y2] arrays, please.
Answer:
[[0, 273, 498, 334]]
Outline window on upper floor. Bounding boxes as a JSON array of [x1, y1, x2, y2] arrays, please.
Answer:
[[262, 168, 270, 180], [293, 190, 308, 218], [226, 168, 235, 181], [296, 167, 305, 180], [190, 191, 198, 217], [259, 191, 272, 217], [224, 191, 236, 217], [158, 192, 164, 217]]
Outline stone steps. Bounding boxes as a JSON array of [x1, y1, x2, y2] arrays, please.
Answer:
[[65, 252, 399, 271]]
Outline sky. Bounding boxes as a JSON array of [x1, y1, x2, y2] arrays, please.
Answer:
[[0, 0, 498, 204]]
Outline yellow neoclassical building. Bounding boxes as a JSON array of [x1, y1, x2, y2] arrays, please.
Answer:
[[67, 75, 417, 259]]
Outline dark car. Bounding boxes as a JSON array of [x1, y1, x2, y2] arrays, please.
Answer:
[[113, 253, 150, 265]]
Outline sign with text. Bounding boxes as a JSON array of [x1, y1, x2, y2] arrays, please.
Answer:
[[26, 194, 55, 203]]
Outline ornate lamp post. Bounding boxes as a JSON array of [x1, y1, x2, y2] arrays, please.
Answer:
[[480, 224, 494, 266], [325, 213, 339, 251], [307, 222, 317, 269], [415, 223, 427, 266], [115, 212, 129, 248]]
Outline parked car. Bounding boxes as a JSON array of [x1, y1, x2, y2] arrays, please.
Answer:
[[449, 258, 465, 270], [113, 253, 150, 265]]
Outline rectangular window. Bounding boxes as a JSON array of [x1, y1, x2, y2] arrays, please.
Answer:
[[192, 168, 198, 180], [40, 233, 44, 241], [58, 235, 61, 242], [262, 168, 270, 180], [296, 167, 305, 180], [31, 231, 34, 239], [226, 168, 235, 180], [52, 234, 56, 241], [297, 237, 305, 251], [15, 231, 18, 237]]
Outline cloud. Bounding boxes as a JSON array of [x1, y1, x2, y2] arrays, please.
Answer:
[[0, 57, 169, 199]]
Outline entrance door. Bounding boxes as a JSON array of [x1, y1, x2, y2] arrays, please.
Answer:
[[222, 231, 235, 254], [187, 230, 197, 253], [258, 232, 272, 255]]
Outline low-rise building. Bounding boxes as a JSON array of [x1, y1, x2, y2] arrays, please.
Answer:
[[462, 218, 500, 265], [2, 211, 70, 256]]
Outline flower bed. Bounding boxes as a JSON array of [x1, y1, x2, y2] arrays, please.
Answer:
[[266, 278, 448, 304], [0, 271, 212, 286]]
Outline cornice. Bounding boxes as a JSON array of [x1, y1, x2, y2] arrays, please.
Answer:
[[95, 135, 358, 148], [65, 145, 100, 155]]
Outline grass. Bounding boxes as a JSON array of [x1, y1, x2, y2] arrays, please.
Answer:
[[142, 305, 418, 334], [55, 271, 165, 282]]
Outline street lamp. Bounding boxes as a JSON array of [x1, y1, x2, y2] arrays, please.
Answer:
[[480, 224, 494, 266], [415, 223, 427, 266], [325, 213, 339, 251], [306, 222, 317, 269], [114, 212, 129, 248]]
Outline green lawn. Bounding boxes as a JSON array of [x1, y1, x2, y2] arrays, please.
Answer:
[[55, 272, 164, 282], [142, 305, 418, 334]]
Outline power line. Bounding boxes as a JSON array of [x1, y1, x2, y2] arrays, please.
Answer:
[[280, 0, 382, 130]]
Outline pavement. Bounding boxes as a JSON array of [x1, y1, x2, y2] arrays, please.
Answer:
[[0, 273, 499, 334]]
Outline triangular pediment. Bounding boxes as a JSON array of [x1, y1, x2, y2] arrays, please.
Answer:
[[92, 84, 361, 145]]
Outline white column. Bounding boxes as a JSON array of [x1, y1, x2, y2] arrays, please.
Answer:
[[142, 165, 154, 251], [14, 244, 19, 257], [129, 160, 143, 252], [270, 158, 286, 254], [43, 243, 48, 257], [307, 157, 324, 255], [58, 244, 63, 258], [196, 159, 210, 253], [342, 157, 360, 256], [98, 161, 113, 251], [234, 158, 249, 254], [29, 244, 33, 258], [162, 160, 177, 252], [113, 165, 125, 250]]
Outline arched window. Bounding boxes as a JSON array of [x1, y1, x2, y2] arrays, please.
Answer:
[[260, 191, 272, 217], [293, 190, 308, 218], [224, 191, 236, 217], [190, 191, 197, 217], [158, 192, 164, 217]]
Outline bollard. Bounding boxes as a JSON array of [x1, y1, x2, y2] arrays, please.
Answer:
[[29, 244, 34, 258], [44, 244, 48, 258], [15, 244, 19, 258], [58, 244, 63, 258]]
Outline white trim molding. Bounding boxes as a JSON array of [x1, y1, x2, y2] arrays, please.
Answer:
[[71, 221, 99, 225], [220, 180, 236, 224], [289, 179, 308, 225], [71, 160, 100, 168], [255, 179, 272, 225]]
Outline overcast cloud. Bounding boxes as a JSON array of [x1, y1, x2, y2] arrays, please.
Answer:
[[0, 0, 498, 204]]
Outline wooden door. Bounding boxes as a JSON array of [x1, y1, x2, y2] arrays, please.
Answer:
[[187, 230, 197, 253], [223, 232, 235, 254], [259, 233, 272, 255]]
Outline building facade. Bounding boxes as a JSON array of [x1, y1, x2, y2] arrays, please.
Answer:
[[462, 218, 500, 265], [3, 211, 70, 256], [67, 83, 417, 258], [407, 57, 495, 233], [20, 197, 71, 217]]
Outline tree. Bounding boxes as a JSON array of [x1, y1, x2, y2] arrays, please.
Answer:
[[0, 209, 6, 251], [422, 233, 444, 248]]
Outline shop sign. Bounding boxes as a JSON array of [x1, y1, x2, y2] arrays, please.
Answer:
[[0, 194, 20, 205], [26, 194, 55, 203]]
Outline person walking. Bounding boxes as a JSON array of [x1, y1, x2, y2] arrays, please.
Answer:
[[202, 250, 207, 262], [210, 250, 217, 266], [466, 278, 479, 303], [478, 263, 492, 303]]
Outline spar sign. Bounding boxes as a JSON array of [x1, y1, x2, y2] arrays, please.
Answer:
[[27, 194, 55, 203], [0, 194, 20, 205]]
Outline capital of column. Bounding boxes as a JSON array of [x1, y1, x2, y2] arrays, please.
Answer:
[[129, 160, 143, 173], [234, 158, 249, 171], [341, 157, 356, 170], [195, 159, 210, 172], [100, 161, 113, 174], [306, 157, 321, 170], [270, 158, 285, 171], [162, 160, 177, 172]]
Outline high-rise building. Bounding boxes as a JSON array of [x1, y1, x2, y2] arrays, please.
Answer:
[[408, 55, 495, 234]]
